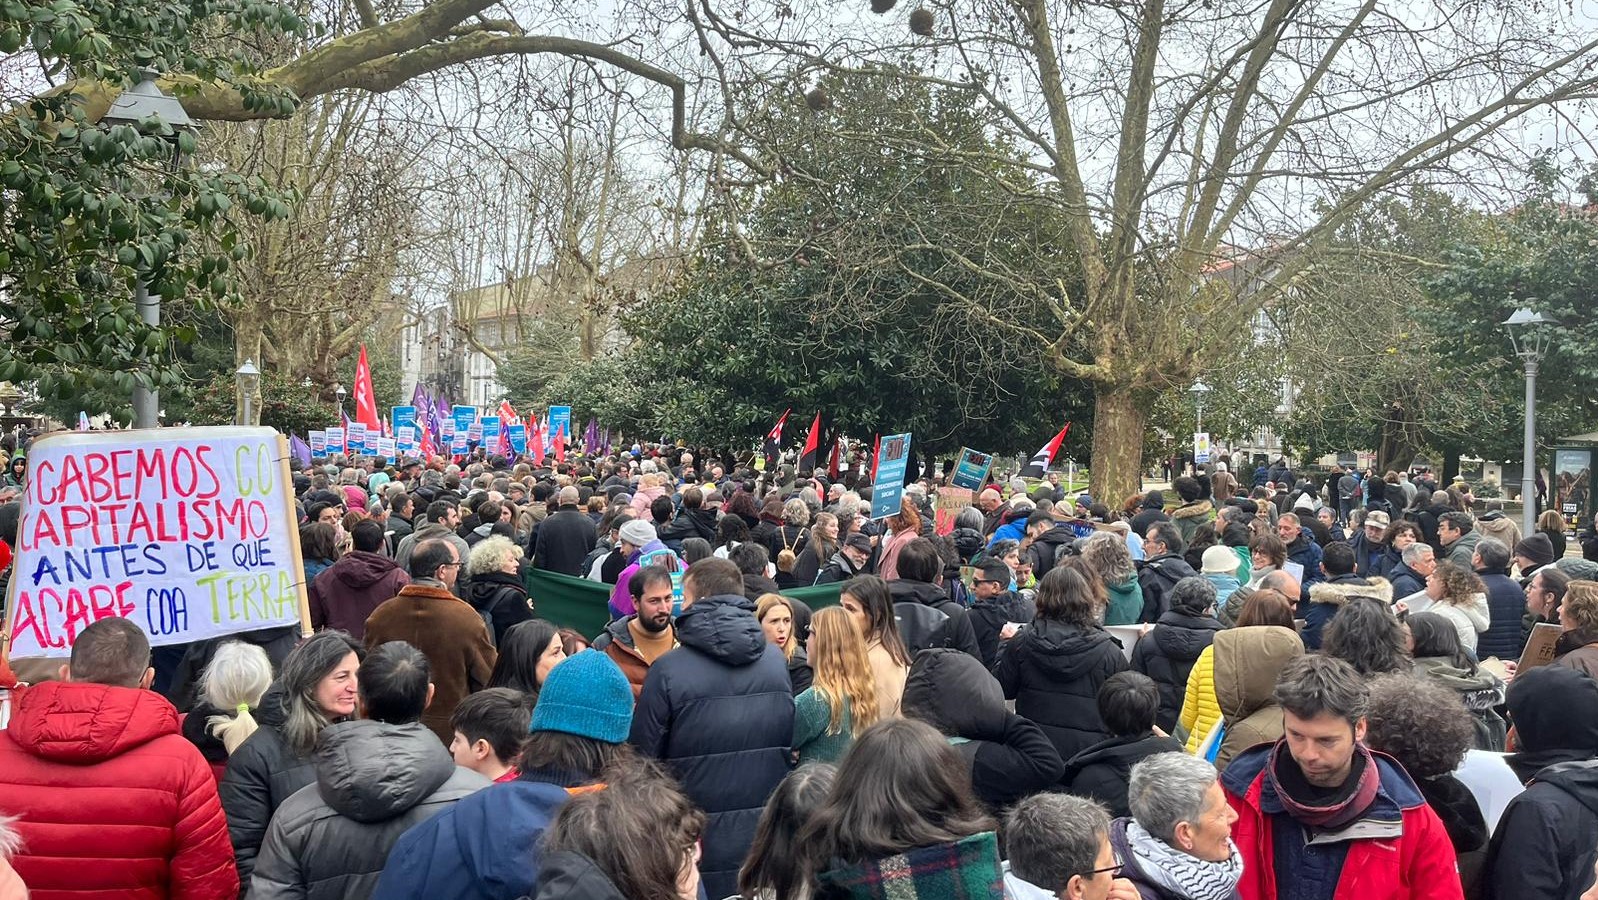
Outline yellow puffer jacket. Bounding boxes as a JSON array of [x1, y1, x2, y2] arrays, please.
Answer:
[[1180, 644, 1221, 753]]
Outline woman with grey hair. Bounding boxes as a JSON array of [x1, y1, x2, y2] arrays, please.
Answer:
[[182, 640, 275, 782], [1081, 531, 1143, 626], [220, 630, 364, 886], [951, 506, 987, 563], [464, 534, 536, 644], [1111, 752, 1244, 899]]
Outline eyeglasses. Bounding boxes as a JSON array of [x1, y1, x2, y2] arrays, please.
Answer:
[[1081, 854, 1124, 879], [439, 562, 461, 570]]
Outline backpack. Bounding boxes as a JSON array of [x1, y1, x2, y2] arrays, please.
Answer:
[[777, 527, 808, 574], [477, 585, 524, 647]]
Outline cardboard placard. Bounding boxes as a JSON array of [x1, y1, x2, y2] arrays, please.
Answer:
[[3, 428, 309, 659]]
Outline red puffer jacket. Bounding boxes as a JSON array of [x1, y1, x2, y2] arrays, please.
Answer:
[[0, 680, 239, 900]]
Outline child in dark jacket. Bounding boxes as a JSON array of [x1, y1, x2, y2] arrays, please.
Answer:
[[1062, 672, 1184, 817]]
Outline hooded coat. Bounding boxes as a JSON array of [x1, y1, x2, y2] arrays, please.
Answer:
[[630, 593, 795, 900], [1138, 554, 1198, 623], [887, 578, 982, 661], [657, 506, 718, 549], [1483, 665, 1598, 900], [1026, 524, 1077, 579], [1105, 572, 1145, 626], [966, 590, 1036, 669], [1169, 499, 1216, 545], [901, 649, 1065, 810], [371, 775, 587, 900], [1064, 732, 1185, 818], [533, 852, 628, 900], [1131, 492, 1171, 538], [1212, 626, 1304, 770], [1302, 575, 1393, 650], [1412, 656, 1507, 752], [994, 618, 1129, 763], [250, 720, 489, 900], [0, 681, 239, 900], [309, 551, 411, 639], [1131, 610, 1224, 733]]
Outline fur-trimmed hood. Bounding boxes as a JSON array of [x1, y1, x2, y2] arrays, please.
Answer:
[[1307, 575, 1393, 607], [1170, 499, 1214, 520]]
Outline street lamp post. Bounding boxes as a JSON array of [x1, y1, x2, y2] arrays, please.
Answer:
[[1189, 381, 1212, 433], [236, 360, 261, 426], [335, 385, 347, 417], [1504, 308, 1552, 538], [99, 69, 198, 429]]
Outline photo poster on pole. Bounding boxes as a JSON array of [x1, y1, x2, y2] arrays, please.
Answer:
[[951, 448, 995, 491], [308, 431, 327, 456], [934, 486, 973, 536], [870, 433, 912, 519], [508, 423, 528, 455], [1, 427, 310, 661], [1194, 432, 1212, 465], [549, 406, 573, 443]]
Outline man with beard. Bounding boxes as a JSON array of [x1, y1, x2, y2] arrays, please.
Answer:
[[592, 564, 678, 698], [1223, 655, 1462, 900]]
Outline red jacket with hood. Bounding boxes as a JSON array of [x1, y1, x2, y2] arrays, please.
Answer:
[[0, 680, 239, 899]]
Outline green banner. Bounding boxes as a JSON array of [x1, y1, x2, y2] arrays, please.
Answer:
[[524, 568, 844, 639]]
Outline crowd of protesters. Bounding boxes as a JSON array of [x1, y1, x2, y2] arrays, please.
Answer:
[[3, 441, 1598, 900]]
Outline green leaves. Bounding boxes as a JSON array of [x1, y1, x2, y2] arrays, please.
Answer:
[[0, 0, 300, 404]]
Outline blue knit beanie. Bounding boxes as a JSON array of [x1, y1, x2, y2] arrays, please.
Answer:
[[529, 650, 634, 743]]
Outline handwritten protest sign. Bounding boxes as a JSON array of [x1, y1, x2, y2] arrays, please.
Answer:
[[935, 486, 973, 535], [3, 428, 309, 659]]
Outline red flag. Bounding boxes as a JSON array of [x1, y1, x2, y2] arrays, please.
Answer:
[[499, 399, 520, 425], [798, 412, 822, 472], [419, 428, 435, 459], [871, 433, 881, 480], [553, 424, 567, 464], [1021, 423, 1072, 478], [827, 436, 841, 480], [766, 408, 792, 443], [531, 420, 546, 465], [352, 345, 381, 431]]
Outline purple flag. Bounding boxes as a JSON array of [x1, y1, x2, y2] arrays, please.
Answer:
[[289, 433, 313, 467], [584, 418, 598, 450]]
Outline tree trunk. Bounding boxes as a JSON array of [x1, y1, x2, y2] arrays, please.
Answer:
[[1089, 381, 1152, 505]]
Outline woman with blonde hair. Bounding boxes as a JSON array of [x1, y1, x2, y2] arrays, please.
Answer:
[[757, 593, 813, 694], [1078, 532, 1141, 625], [792, 607, 879, 765], [1537, 508, 1569, 559], [181, 641, 273, 783]]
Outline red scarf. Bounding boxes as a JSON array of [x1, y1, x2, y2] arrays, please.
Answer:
[[1266, 740, 1381, 829]]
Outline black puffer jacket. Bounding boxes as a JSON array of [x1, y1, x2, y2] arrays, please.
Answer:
[[888, 579, 982, 661], [1137, 554, 1197, 623], [1130, 610, 1224, 733], [657, 507, 718, 550], [630, 593, 794, 900], [1130, 493, 1169, 538], [219, 685, 323, 886], [534, 852, 628, 900], [994, 619, 1129, 763], [967, 592, 1037, 670], [1026, 526, 1076, 579], [951, 527, 986, 563], [901, 649, 1064, 811], [1062, 732, 1184, 818], [250, 720, 489, 900]]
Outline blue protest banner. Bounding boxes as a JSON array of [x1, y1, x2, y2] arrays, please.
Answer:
[[951, 447, 994, 491], [871, 433, 913, 519], [452, 405, 477, 435], [480, 417, 501, 443], [392, 405, 417, 435], [508, 423, 528, 454], [549, 405, 572, 442]]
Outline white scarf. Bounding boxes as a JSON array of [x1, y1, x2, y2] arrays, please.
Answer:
[[1125, 821, 1243, 900]]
